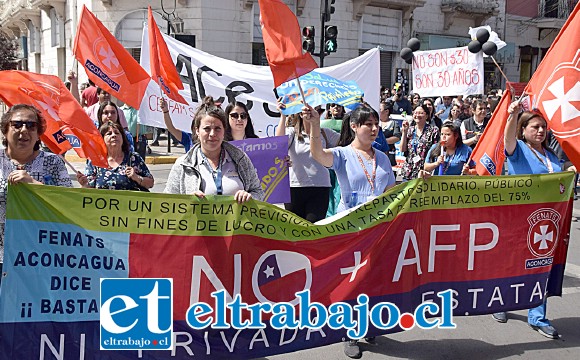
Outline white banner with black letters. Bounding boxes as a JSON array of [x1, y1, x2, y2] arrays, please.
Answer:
[[138, 27, 380, 137]]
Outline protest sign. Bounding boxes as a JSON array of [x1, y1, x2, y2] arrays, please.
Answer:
[[230, 136, 290, 203], [276, 71, 363, 115], [0, 172, 573, 358], [412, 46, 483, 97], [138, 28, 380, 137]]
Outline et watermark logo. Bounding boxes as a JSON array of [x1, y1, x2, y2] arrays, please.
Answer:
[[100, 278, 173, 350]]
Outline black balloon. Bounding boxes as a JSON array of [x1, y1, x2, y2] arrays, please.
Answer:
[[407, 38, 421, 52], [405, 57, 413, 65], [468, 40, 482, 53], [476, 28, 490, 44], [482, 41, 498, 56], [400, 47, 413, 61]]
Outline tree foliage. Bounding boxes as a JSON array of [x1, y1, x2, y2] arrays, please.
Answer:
[[0, 33, 19, 70]]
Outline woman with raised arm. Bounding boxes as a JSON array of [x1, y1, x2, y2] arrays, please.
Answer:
[[308, 103, 396, 213], [491, 100, 575, 339], [276, 103, 340, 222]]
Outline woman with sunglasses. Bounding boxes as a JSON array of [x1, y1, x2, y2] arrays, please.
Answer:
[[320, 103, 345, 132], [0, 104, 72, 284], [165, 96, 263, 202], [276, 101, 340, 222], [77, 122, 154, 191], [225, 102, 259, 141]]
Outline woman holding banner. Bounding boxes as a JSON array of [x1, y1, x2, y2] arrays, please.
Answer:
[[276, 104, 340, 222], [423, 123, 472, 176], [164, 96, 263, 202], [491, 101, 575, 339], [400, 104, 440, 181], [0, 104, 72, 283], [77, 122, 154, 191]]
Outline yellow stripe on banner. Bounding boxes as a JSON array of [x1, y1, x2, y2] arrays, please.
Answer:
[[263, 167, 289, 202]]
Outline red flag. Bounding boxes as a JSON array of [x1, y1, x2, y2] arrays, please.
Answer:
[[73, 5, 150, 109], [0, 71, 108, 168], [525, 1, 580, 168], [147, 7, 187, 104], [469, 88, 512, 175], [258, 0, 318, 87]]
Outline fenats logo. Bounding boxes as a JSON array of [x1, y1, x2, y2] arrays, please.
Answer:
[[100, 278, 173, 350], [525, 208, 560, 269]]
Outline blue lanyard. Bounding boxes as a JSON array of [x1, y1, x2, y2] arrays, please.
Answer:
[[200, 148, 224, 195]]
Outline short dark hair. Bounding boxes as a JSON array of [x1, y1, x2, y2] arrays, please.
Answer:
[[1, 104, 47, 150], [99, 121, 130, 154]]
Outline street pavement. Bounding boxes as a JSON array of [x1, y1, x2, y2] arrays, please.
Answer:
[[64, 137, 580, 360]]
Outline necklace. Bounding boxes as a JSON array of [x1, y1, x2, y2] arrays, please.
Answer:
[[525, 142, 553, 173], [352, 146, 377, 192]]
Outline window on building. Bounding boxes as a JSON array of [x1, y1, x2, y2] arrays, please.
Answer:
[[50, 8, 64, 48]]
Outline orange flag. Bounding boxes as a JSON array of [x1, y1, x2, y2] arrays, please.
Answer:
[[525, 1, 580, 168], [147, 7, 187, 104], [258, 0, 318, 87], [469, 88, 512, 175], [73, 5, 150, 109], [0, 71, 108, 168]]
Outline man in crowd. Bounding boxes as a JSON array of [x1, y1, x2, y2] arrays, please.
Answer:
[[389, 83, 413, 115]]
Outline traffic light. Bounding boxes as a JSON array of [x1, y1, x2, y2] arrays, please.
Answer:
[[321, 0, 336, 22], [302, 26, 315, 54], [324, 25, 338, 54]]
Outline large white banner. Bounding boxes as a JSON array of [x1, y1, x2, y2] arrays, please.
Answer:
[[139, 28, 380, 137], [411, 46, 483, 97]]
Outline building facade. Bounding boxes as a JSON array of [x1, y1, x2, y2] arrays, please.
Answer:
[[0, 0, 576, 94]]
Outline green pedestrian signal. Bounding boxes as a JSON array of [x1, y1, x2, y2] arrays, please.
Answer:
[[324, 25, 338, 54]]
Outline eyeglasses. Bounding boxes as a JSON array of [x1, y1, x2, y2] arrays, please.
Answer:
[[10, 121, 38, 130], [229, 112, 248, 120]]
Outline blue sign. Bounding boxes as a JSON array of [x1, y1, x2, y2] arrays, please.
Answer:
[[100, 278, 173, 350], [276, 71, 363, 115]]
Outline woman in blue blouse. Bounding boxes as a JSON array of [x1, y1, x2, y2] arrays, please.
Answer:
[[77, 122, 154, 191], [424, 123, 472, 175], [491, 101, 575, 339]]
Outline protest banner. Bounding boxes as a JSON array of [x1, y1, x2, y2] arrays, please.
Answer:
[[138, 28, 380, 137], [276, 71, 364, 115], [0, 172, 573, 358], [412, 46, 484, 97], [230, 136, 290, 203]]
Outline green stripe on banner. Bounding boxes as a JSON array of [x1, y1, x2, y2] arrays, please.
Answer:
[[7, 172, 575, 241]]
